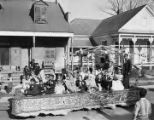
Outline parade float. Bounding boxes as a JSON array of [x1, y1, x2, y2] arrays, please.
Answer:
[[11, 89, 140, 117], [11, 45, 141, 117]]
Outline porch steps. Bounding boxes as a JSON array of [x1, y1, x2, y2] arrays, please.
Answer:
[[0, 71, 23, 86]]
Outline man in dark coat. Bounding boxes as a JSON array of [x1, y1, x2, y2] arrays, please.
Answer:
[[122, 54, 132, 89]]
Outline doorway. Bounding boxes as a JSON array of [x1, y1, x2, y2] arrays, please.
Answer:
[[0, 48, 9, 65]]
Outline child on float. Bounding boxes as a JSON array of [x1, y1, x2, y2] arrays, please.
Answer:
[[111, 67, 124, 91], [95, 73, 103, 91], [54, 73, 65, 94], [25, 78, 42, 96], [45, 74, 56, 94], [103, 67, 124, 110], [76, 74, 88, 93], [86, 68, 97, 89], [62, 72, 78, 93]]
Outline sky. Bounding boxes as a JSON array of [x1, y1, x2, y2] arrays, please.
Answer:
[[57, 0, 154, 21], [58, 0, 112, 21]]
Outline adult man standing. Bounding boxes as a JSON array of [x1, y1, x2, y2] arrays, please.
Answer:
[[123, 54, 132, 89]]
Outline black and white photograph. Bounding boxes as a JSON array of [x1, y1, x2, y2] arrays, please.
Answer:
[[0, 0, 154, 120]]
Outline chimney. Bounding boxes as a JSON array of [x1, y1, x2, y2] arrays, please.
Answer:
[[65, 12, 71, 22], [55, 0, 58, 4]]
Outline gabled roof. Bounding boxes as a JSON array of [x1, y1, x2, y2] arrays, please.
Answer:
[[0, 0, 72, 34], [70, 19, 101, 36], [92, 5, 145, 38]]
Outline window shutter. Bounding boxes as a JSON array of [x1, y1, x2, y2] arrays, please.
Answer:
[[33, 1, 48, 24]]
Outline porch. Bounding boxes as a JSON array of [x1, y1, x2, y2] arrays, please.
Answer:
[[111, 33, 154, 69], [0, 35, 73, 73]]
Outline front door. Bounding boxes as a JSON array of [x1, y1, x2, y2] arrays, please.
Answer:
[[0, 48, 9, 65]]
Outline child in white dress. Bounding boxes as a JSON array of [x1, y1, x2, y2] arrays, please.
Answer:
[[111, 67, 124, 91]]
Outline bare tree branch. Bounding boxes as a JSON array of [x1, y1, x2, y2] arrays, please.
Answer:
[[98, 5, 115, 15], [107, 0, 152, 15]]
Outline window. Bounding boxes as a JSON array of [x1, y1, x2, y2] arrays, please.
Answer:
[[30, 0, 48, 24], [34, 4, 47, 24]]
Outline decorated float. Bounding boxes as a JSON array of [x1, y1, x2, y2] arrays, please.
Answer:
[[11, 45, 141, 117], [11, 89, 140, 117]]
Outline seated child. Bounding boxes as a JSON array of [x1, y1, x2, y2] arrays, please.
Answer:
[[25, 78, 42, 96], [76, 75, 88, 93], [86, 68, 97, 89], [111, 67, 124, 91], [64, 73, 79, 93], [55, 80, 65, 94], [95, 73, 103, 91], [45, 74, 55, 94]]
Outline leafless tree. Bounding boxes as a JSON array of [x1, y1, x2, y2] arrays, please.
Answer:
[[125, 0, 152, 10], [106, 0, 153, 15], [108, 0, 126, 14]]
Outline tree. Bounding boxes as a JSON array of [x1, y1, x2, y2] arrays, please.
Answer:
[[106, 0, 153, 15], [125, 0, 152, 10], [108, 0, 126, 15]]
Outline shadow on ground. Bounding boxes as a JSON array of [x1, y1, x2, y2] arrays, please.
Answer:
[[148, 88, 154, 92], [151, 104, 154, 119]]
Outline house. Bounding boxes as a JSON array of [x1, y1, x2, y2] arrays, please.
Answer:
[[0, 0, 73, 72], [91, 5, 154, 67], [70, 18, 101, 69]]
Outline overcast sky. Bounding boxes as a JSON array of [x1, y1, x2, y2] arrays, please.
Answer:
[[58, 0, 112, 21]]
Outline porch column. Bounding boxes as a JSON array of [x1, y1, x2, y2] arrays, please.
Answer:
[[32, 36, 36, 59], [87, 48, 89, 70], [118, 36, 122, 66], [132, 37, 137, 65], [149, 37, 153, 70], [33, 36, 36, 48], [71, 37, 74, 71], [67, 37, 71, 70]]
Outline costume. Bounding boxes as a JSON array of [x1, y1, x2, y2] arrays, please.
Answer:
[[38, 69, 47, 83], [134, 98, 152, 120], [111, 74, 124, 91], [76, 80, 88, 92], [123, 59, 132, 89], [86, 73, 96, 88], [55, 82, 65, 94], [95, 75, 103, 91], [64, 78, 79, 93], [26, 84, 42, 96], [45, 80, 55, 94]]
